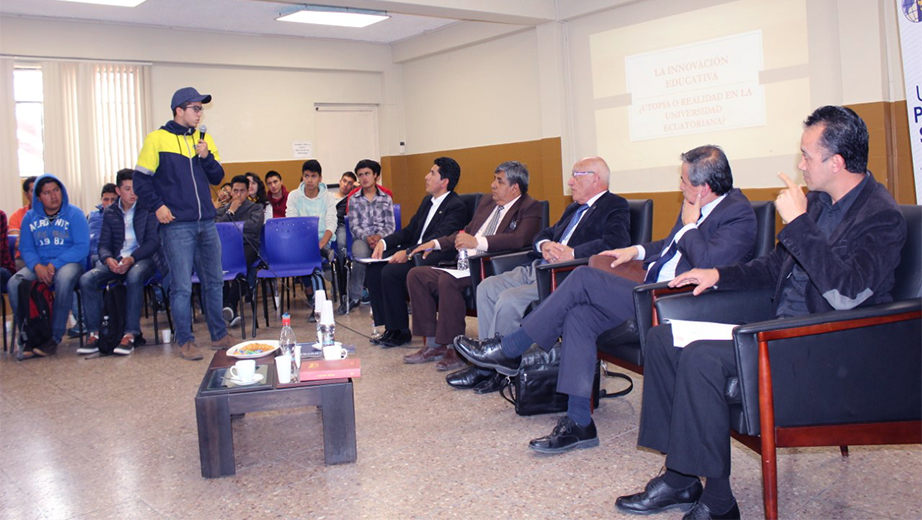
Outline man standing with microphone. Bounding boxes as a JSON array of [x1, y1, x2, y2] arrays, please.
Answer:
[[133, 87, 236, 361]]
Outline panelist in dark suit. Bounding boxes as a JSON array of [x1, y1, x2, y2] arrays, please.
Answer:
[[454, 145, 758, 451], [473, 156, 631, 343], [404, 161, 543, 369], [611, 107, 907, 519], [366, 157, 469, 348]]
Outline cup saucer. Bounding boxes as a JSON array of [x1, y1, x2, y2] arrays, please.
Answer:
[[227, 373, 264, 386]]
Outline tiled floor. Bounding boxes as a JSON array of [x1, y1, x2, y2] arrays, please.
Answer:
[[1, 297, 920, 519]]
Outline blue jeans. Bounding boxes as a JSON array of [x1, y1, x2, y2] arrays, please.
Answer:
[[160, 220, 227, 346], [79, 258, 155, 336], [8, 263, 85, 344]]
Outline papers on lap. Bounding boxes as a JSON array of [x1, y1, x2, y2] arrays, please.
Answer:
[[668, 319, 737, 348], [355, 257, 390, 264], [433, 267, 470, 279]]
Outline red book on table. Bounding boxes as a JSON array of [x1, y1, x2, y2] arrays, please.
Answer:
[[299, 358, 361, 381]]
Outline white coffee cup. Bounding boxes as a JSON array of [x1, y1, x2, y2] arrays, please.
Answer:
[[229, 359, 256, 381], [275, 355, 292, 383], [161, 329, 171, 344], [323, 344, 348, 361]]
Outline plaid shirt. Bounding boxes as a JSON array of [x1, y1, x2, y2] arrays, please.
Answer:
[[0, 210, 14, 272], [348, 188, 396, 241]]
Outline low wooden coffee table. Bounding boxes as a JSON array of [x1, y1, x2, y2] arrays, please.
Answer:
[[194, 350, 357, 478]]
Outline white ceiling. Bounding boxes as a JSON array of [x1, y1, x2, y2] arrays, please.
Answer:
[[0, 0, 467, 44]]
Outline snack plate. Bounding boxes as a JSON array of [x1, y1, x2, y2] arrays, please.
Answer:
[[227, 340, 280, 359]]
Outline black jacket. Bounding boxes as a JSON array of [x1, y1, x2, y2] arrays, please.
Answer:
[[215, 199, 264, 261], [98, 198, 167, 276], [531, 191, 631, 260], [383, 191, 469, 265], [718, 173, 906, 314]]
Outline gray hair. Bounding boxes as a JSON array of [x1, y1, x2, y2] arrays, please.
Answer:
[[681, 145, 733, 195], [496, 161, 529, 195]]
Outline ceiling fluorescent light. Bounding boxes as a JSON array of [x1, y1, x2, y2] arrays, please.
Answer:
[[278, 6, 389, 28], [57, 0, 147, 6]]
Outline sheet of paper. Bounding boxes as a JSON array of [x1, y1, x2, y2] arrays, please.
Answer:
[[355, 257, 391, 264], [433, 267, 470, 279], [668, 319, 737, 348]]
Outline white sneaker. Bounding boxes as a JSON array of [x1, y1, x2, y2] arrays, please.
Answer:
[[222, 307, 234, 323]]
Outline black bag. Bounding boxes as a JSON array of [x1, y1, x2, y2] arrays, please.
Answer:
[[18, 280, 54, 354], [500, 345, 632, 416], [96, 284, 127, 356]]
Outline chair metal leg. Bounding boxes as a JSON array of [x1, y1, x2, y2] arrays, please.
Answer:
[[839, 446, 849, 457], [76, 290, 84, 350], [237, 278, 246, 338], [262, 279, 270, 327]]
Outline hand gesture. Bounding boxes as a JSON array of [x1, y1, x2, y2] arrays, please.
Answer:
[[775, 172, 807, 224], [371, 240, 385, 260], [454, 231, 478, 250], [409, 240, 436, 259], [156, 205, 175, 224], [668, 268, 719, 295], [599, 246, 639, 268], [682, 192, 703, 226], [195, 139, 209, 159]]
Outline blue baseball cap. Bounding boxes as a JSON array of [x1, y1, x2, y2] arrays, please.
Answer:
[[171, 87, 212, 111]]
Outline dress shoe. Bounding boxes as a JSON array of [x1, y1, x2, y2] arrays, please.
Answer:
[[380, 329, 412, 348], [452, 334, 521, 376], [473, 372, 506, 394], [435, 348, 466, 372], [404, 345, 447, 364], [615, 475, 702, 515], [371, 329, 394, 345], [446, 366, 493, 389], [682, 501, 740, 520], [528, 416, 599, 454]]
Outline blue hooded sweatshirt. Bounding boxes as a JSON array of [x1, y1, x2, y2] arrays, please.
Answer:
[[19, 174, 90, 271]]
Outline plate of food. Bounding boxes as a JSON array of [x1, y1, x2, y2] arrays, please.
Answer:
[[226, 340, 280, 359]]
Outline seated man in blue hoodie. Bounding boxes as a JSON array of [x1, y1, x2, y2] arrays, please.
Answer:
[[286, 159, 338, 295], [8, 174, 90, 358], [77, 170, 163, 356]]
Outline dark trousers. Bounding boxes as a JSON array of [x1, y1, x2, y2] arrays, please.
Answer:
[[406, 266, 469, 345], [638, 324, 737, 478], [521, 266, 638, 399], [365, 261, 414, 331]]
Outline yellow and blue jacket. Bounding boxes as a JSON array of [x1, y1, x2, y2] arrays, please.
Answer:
[[134, 120, 224, 222]]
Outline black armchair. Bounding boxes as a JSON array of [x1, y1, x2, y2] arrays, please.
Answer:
[[652, 204, 921, 520], [596, 200, 777, 377], [535, 199, 654, 300]]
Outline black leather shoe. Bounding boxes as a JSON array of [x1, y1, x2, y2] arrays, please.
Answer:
[[380, 329, 412, 348], [371, 329, 394, 345], [682, 501, 740, 520], [616, 475, 702, 515], [446, 366, 492, 389], [452, 335, 521, 376], [528, 416, 599, 454], [473, 372, 506, 394]]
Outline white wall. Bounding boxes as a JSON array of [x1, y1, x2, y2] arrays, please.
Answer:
[[0, 16, 401, 163], [400, 29, 543, 154]]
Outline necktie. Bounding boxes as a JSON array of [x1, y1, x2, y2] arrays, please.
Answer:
[[644, 240, 679, 283], [482, 205, 504, 236], [560, 204, 589, 245]]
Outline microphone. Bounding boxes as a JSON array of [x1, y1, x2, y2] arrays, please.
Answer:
[[198, 124, 207, 141]]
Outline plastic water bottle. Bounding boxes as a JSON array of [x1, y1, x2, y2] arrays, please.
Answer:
[[280, 313, 299, 382], [457, 248, 469, 271]]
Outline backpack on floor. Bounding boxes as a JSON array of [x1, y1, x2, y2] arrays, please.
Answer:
[[18, 280, 54, 352], [96, 284, 127, 356]]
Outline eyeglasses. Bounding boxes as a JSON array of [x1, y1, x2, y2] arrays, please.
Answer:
[[183, 105, 204, 113]]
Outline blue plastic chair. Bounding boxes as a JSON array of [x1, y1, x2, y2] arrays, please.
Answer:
[[257, 217, 322, 326], [393, 204, 402, 232], [192, 222, 252, 337]]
